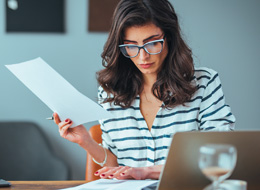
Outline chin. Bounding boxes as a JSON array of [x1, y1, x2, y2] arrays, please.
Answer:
[[141, 70, 157, 75]]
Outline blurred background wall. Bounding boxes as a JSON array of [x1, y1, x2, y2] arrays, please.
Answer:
[[0, 0, 259, 180]]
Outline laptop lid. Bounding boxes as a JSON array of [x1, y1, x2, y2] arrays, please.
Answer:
[[157, 131, 260, 190]]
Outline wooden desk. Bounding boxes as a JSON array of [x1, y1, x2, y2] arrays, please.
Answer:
[[1, 181, 87, 190]]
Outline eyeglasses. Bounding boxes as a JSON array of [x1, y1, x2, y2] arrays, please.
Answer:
[[119, 38, 164, 58]]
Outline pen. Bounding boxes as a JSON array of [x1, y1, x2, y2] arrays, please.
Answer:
[[46, 116, 54, 120]]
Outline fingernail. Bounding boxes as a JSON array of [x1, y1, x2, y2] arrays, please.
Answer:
[[68, 121, 72, 124], [109, 174, 114, 178], [65, 119, 69, 122], [101, 174, 105, 177], [95, 172, 99, 174], [121, 173, 125, 176]]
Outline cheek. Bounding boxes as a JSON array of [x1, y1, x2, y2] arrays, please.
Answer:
[[159, 48, 168, 64], [163, 42, 169, 57], [130, 57, 138, 66]]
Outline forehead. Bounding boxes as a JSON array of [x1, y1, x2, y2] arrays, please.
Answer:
[[123, 23, 163, 41]]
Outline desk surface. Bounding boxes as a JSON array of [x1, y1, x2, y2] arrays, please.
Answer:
[[2, 180, 260, 190], [1, 181, 86, 190]]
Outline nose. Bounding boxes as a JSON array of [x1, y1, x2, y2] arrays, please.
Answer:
[[138, 48, 149, 61]]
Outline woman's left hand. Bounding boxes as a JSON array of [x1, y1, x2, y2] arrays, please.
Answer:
[[94, 165, 162, 180], [94, 166, 146, 180]]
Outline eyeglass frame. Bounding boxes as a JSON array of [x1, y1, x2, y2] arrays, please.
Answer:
[[118, 38, 165, 58]]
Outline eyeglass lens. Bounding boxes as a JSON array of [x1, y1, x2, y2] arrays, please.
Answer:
[[120, 40, 163, 58]]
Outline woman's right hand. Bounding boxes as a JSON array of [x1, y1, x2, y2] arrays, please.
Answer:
[[53, 112, 91, 146]]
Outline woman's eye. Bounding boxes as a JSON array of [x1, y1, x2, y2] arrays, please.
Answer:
[[126, 46, 136, 50], [146, 42, 157, 49], [150, 41, 159, 46]]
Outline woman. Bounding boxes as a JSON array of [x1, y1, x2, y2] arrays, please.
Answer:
[[54, 0, 235, 180]]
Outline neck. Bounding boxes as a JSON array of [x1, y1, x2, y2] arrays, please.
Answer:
[[143, 73, 157, 90]]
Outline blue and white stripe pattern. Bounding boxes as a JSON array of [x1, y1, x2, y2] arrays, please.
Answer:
[[98, 67, 235, 167]]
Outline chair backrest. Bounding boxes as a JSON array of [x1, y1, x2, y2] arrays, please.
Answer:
[[85, 124, 102, 181], [0, 122, 70, 180]]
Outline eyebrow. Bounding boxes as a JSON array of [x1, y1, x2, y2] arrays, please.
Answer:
[[123, 34, 161, 44]]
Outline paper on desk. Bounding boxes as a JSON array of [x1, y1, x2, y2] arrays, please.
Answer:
[[5, 57, 112, 127], [59, 179, 158, 190]]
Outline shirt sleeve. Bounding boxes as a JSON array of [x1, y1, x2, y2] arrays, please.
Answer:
[[97, 86, 118, 156], [198, 69, 236, 131]]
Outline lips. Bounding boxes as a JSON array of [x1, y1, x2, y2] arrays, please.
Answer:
[[139, 63, 153, 69]]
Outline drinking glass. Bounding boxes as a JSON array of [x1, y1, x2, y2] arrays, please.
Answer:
[[198, 144, 237, 190]]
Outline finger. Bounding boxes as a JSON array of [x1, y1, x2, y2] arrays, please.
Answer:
[[100, 168, 119, 179], [95, 167, 120, 179], [59, 121, 73, 137], [101, 168, 120, 179], [58, 119, 72, 130], [109, 166, 129, 179], [116, 168, 134, 180], [94, 166, 115, 175], [59, 121, 72, 132], [53, 112, 61, 125]]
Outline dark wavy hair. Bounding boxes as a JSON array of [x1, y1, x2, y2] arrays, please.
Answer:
[[97, 0, 197, 109]]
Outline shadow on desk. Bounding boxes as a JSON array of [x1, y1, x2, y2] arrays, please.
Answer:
[[0, 121, 70, 180]]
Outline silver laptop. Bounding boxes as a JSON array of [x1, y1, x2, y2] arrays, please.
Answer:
[[143, 131, 260, 190]]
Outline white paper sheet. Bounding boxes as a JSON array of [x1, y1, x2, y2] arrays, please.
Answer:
[[59, 179, 158, 190], [5, 57, 112, 127]]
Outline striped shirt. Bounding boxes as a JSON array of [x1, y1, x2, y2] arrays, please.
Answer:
[[98, 67, 235, 167]]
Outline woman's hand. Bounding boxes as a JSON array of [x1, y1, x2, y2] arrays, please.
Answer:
[[94, 166, 146, 180], [53, 112, 118, 167], [94, 165, 162, 180], [53, 112, 90, 146]]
